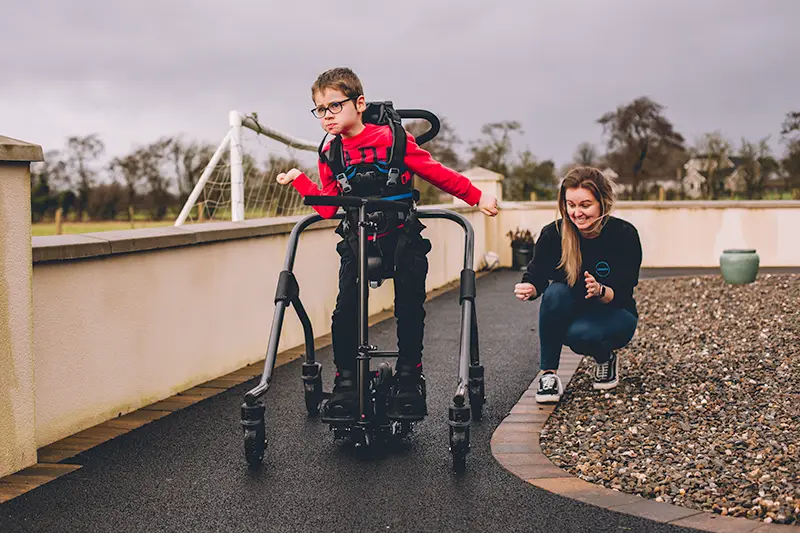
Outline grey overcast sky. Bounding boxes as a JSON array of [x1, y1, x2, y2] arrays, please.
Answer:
[[1, 0, 798, 168]]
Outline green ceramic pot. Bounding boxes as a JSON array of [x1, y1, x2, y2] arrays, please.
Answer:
[[720, 249, 759, 284]]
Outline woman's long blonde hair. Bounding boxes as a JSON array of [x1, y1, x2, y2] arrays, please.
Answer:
[[556, 166, 616, 286]]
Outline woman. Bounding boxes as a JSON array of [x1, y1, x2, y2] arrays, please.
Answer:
[[514, 166, 642, 403]]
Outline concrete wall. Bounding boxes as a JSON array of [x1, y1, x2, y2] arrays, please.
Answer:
[[31, 208, 487, 448], [19, 194, 800, 462], [499, 201, 800, 268], [0, 137, 43, 478]]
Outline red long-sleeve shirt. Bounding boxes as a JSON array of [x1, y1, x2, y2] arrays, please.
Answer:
[[291, 123, 483, 219]]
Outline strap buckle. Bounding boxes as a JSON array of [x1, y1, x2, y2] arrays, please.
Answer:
[[387, 167, 400, 187], [336, 173, 352, 193]]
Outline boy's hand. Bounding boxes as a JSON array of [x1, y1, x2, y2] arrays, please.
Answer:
[[276, 168, 302, 185], [479, 192, 499, 217], [514, 282, 536, 301]]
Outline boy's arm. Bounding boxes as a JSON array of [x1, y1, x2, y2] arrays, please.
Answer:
[[290, 159, 340, 219], [403, 132, 482, 206]]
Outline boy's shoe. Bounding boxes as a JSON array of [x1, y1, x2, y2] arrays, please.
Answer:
[[535, 372, 563, 404], [593, 351, 619, 390], [321, 369, 358, 422], [387, 363, 427, 421]]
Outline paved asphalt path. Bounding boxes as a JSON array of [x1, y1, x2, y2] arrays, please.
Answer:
[[0, 269, 725, 533]]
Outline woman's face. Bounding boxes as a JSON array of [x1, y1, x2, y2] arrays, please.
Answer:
[[565, 186, 601, 232]]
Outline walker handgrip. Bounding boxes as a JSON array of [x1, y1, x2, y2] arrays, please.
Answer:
[[303, 196, 410, 212], [397, 109, 440, 145]]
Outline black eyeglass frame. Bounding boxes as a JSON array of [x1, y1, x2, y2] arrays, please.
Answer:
[[310, 97, 359, 119]]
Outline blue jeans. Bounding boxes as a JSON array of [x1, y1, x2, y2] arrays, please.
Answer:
[[538, 282, 638, 371]]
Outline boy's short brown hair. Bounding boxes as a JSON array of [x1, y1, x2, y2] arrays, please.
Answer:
[[311, 67, 363, 100]]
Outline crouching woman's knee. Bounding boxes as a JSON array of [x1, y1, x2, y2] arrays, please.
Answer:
[[540, 282, 573, 317]]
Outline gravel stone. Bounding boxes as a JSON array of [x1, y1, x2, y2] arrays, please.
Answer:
[[540, 273, 800, 527]]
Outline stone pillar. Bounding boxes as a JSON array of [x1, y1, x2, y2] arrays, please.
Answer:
[[457, 167, 505, 267], [456, 167, 504, 207], [0, 135, 43, 477]]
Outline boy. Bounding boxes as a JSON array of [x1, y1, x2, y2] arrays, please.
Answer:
[[276, 67, 498, 421]]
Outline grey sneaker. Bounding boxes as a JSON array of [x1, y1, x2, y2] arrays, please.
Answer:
[[535, 372, 563, 403], [593, 351, 619, 390]]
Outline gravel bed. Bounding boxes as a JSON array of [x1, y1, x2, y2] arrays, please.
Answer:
[[540, 273, 800, 526]]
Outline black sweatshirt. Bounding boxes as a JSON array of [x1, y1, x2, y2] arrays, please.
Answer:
[[521, 216, 643, 315]]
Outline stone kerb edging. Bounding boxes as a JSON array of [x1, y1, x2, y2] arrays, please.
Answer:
[[491, 348, 794, 533]]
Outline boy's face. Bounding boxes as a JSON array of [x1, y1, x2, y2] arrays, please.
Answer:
[[312, 88, 366, 137]]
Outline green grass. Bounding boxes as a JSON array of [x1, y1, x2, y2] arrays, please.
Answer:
[[32, 220, 176, 237]]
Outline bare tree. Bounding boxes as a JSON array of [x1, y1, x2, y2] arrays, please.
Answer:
[[166, 137, 216, 199], [780, 111, 800, 192], [127, 138, 174, 220], [30, 150, 68, 221], [468, 121, 523, 178], [573, 142, 598, 166], [738, 138, 772, 199], [507, 151, 557, 201], [780, 111, 800, 141], [693, 132, 731, 199], [109, 153, 142, 215], [598, 97, 685, 199], [64, 134, 105, 220]]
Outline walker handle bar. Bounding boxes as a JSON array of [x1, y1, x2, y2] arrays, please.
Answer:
[[397, 109, 440, 146], [303, 195, 410, 212]]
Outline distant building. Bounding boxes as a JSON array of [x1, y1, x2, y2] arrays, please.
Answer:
[[682, 155, 779, 198], [600, 166, 680, 197]]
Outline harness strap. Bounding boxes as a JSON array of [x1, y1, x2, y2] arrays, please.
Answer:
[[386, 114, 406, 187], [381, 192, 414, 202]]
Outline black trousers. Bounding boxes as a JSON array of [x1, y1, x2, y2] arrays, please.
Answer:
[[331, 228, 432, 372]]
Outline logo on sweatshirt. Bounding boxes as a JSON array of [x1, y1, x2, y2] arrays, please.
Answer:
[[595, 261, 611, 277]]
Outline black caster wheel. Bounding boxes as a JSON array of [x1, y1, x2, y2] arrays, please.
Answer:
[[452, 451, 467, 472], [302, 362, 323, 416], [469, 383, 484, 421], [303, 377, 323, 415], [243, 425, 265, 466], [332, 427, 349, 442], [390, 421, 413, 438], [450, 428, 469, 472], [373, 362, 393, 422], [468, 366, 485, 421], [241, 401, 266, 466], [375, 362, 393, 388], [450, 426, 469, 472], [354, 430, 372, 449]]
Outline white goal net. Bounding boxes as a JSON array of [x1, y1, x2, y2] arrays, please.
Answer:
[[175, 111, 322, 225]]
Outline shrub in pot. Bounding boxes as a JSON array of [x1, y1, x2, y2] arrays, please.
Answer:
[[507, 227, 536, 270]]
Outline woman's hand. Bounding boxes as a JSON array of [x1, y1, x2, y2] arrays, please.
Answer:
[[584, 271, 602, 299], [276, 168, 302, 185], [514, 282, 536, 301]]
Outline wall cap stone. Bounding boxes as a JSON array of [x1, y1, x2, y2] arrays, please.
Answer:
[[31, 204, 478, 264], [0, 135, 44, 162]]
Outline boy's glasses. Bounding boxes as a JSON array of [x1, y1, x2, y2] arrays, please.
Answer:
[[311, 97, 357, 119]]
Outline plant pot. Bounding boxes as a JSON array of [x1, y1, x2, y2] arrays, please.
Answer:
[[720, 249, 759, 284], [511, 245, 534, 271]]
